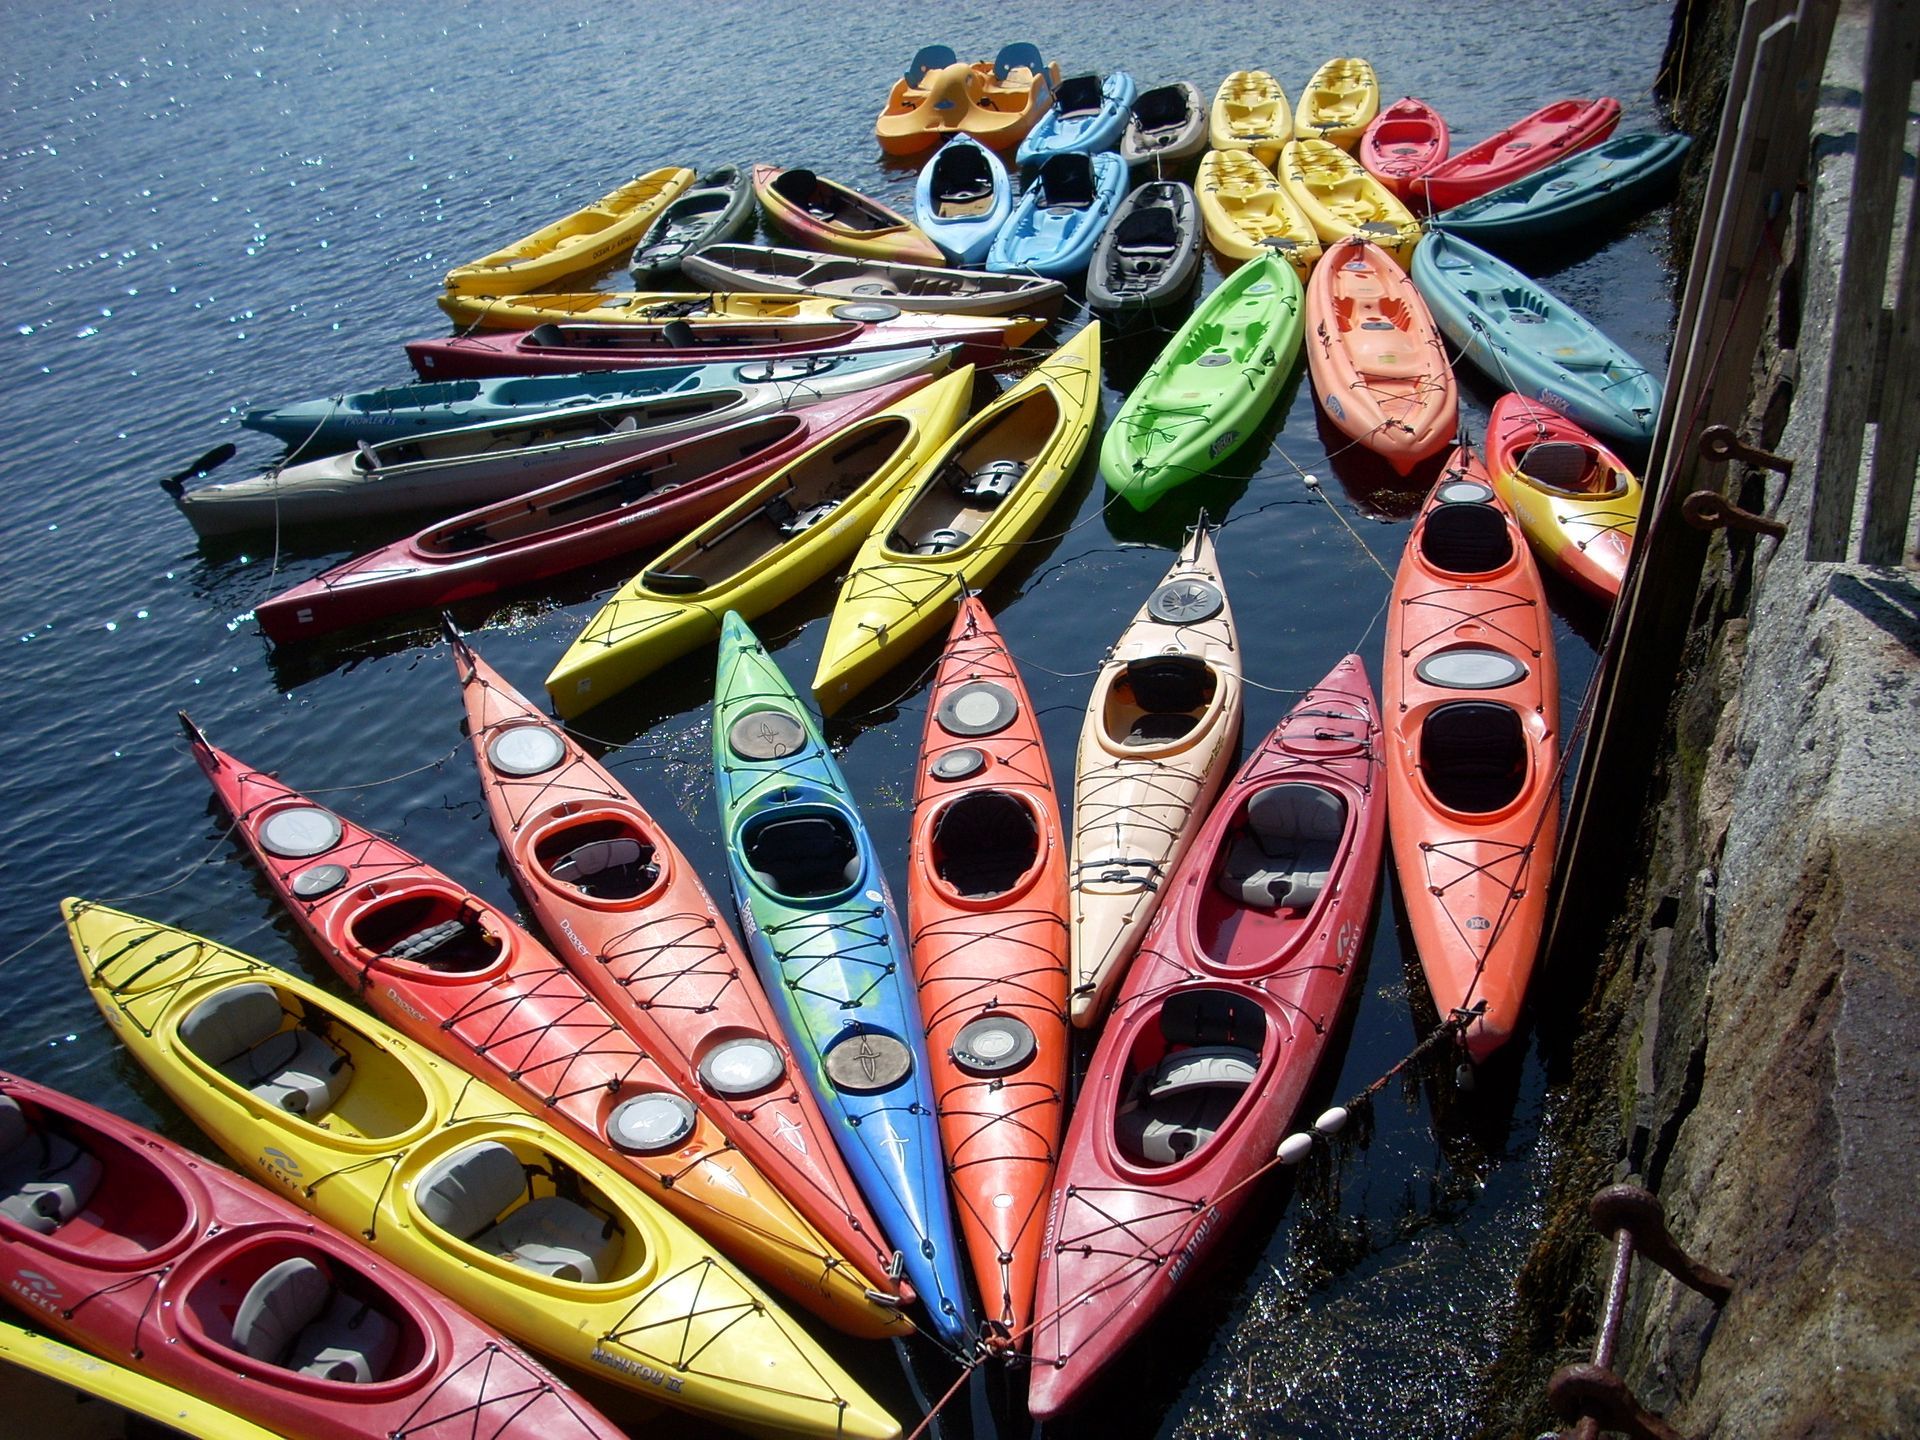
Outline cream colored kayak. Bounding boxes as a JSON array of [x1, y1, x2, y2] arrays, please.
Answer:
[[1280, 137, 1422, 270], [811, 322, 1100, 714], [1293, 58, 1379, 148], [64, 899, 899, 1440], [1195, 149, 1323, 281], [1207, 70, 1292, 164], [546, 364, 974, 719], [444, 166, 694, 295], [438, 287, 899, 332], [1066, 523, 1243, 1026]]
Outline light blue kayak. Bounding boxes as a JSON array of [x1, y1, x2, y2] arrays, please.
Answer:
[[986, 151, 1128, 278], [1411, 229, 1662, 446], [1431, 132, 1692, 249], [1016, 70, 1137, 165], [914, 135, 1012, 265], [711, 611, 972, 1350]]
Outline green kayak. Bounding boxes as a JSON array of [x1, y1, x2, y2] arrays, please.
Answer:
[[1100, 250, 1303, 511]]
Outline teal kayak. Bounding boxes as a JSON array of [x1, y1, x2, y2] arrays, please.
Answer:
[[1100, 250, 1303, 510], [711, 611, 972, 1349], [1430, 132, 1692, 249], [1411, 229, 1662, 446]]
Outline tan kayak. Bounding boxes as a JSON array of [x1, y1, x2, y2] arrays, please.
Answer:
[[1066, 521, 1243, 1026]]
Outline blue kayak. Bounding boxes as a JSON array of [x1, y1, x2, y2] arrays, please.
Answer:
[[1431, 132, 1692, 249], [986, 151, 1128, 278], [1016, 70, 1137, 165], [1411, 229, 1662, 446], [711, 611, 973, 1350], [914, 135, 1013, 265]]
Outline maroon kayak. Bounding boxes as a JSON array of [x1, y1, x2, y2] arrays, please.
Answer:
[[0, 1070, 623, 1440], [407, 314, 1017, 380], [257, 370, 941, 643]]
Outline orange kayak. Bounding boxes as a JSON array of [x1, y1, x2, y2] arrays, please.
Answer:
[[907, 598, 1068, 1344], [1305, 235, 1457, 473], [181, 715, 906, 1338], [1382, 450, 1559, 1064], [1484, 392, 1640, 602], [448, 632, 910, 1325]]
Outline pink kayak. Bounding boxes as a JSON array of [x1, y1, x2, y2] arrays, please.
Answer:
[[1359, 96, 1450, 200]]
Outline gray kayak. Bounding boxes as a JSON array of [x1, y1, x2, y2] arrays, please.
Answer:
[[1085, 180, 1201, 315], [628, 163, 755, 282], [681, 242, 1065, 317], [1120, 82, 1207, 171]]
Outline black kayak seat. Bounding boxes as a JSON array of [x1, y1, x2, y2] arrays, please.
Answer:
[[746, 815, 861, 898], [769, 168, 819, 207], [1038, 152, 1097, 210], [1420, 497, 1514, 574], [1420, 701, 1528, 814], [1114, 203, 1179, 256], [528, 322, 564, 347], [1053, 74, 1103, 117], [1133, 83, 1191, 131]]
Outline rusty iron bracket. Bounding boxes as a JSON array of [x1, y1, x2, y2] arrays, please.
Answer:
[[1681, 489, 1788, 540], [1550, 1364, 1685, 1440], [1697, 424, 1794, 476]]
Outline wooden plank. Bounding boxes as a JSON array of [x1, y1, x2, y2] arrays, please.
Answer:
[[1806, 0, 1917, 560], [1860, 93, 1920, 564]]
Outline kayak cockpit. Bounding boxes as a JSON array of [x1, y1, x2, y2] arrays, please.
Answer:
[[1101, 654, 1219, 750], [1516, 439, 1629, 499], [1197, 782, 1347, 959], [532, 817, 663, 903], [1418, 701, 1530, 815], [1114, 990, 1265, 1168], [742, 807, 862, 901], [887, 391, 1057, 557], [412, 1136, 636, 1286], [345, 892, 506, 976], [1418, 479, 1514, 574], [931, 791, 1041, 900], [0, 1094, 190, 1263]]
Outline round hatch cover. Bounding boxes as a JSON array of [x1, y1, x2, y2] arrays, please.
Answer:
[[1195, 351, 1232, 366], [487, 724, 566, 778], [1148, 578, 1223, 624], [607, 1093, 698, 1153], [1416, 647, 1528, 691], [831, 302, 903, 324], [729, 709, 806, 760], [291, 863, 349, 899], [1436, 479, 1496, 506], [951, 1015, 1036, 1076], [936, 681, 1018, 737], [699, 1037, 787, 1097], [929, 747, 987, 782], [823, 1031, 912, 1093], [259, 806, 342, 860]]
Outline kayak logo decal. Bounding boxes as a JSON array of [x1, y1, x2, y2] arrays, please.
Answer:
[[384, 986, 427, 1024], [1208, 429, 1239, 459], [590, 1346, 686, 1392], [773, 1110, 809, 1156], [1167, 1204, 1221, 1283], [260, 1147, 304, 1187], [9, 1270, 63, 1311]]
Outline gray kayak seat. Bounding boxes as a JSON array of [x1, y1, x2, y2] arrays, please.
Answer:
[[179, 984, 350, 1119], [0, 1096, 102, 1234], [1116, 998, 1262, 1166], [232, 1257, 397, 1384], [745, 815, 861, 898], [548, 837, 659, 899], [415, 1141, 620, 1284], [1119, 655, 1213, 747], [1519, 440, 1615, 496], [1216, 783, 1347, 910]]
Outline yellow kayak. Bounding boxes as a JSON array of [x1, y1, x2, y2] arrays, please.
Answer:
[[1280, 137, 1421, 270], [443, 166, 694, 296], [0, 1317, 279, 1440], [1293, 58, 1379, 148], [64, 900, 899, 1440], [811, 322, 1100, 713], [1207, 70, 1292, 164], [436, 287, 1001, 334], [1195, 149, 1323, 280], [546, 364, 974, 720]]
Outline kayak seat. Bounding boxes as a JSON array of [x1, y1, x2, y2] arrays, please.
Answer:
[[1216, 783, 1346, 910], [1052, 74, 1103, 118], [1519, 440, 1622, 497], [933, 792, 1038, 898], [528, 323, 565, 347], [912, 526, 970, 555], [1420, 498, 1514, 574], [746, 816, 861, 898], [180, 984, 350, 1120], [416, 1141, 621, 1284], [1038, 153, 1096, 210], [905, 44, 959, 88], [1114, 204, 1179, 259], [947, 456, 1026, 504], [232, 1257, 397, 1384], [1420, 702, 1528, 814], [1116, 1037, 1259, 1166], [660, 319, 697, 349], [769, 168, 820, 208], [0, 1096, 102, 1235], [1133, 84, 1189, 131], [549, 837, 660, 899], [764, 492, 842, 535], [1117, 655, 1214, 747]]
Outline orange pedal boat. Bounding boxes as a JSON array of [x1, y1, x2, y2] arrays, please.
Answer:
[[1484, 392, 1641, 602], [907, 597, 1068, 1344], [1382, 450, 1559, 1064], [1305, 235, 1458, 474]]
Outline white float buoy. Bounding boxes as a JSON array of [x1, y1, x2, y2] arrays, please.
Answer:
[[1277, 1132, 1315, 1165], [1313, 1106, 1349, 1136], [1302, 472, 1321, 490]]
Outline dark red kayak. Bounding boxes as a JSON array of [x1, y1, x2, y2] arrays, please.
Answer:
[[1028, 655, 1386, 1417], [0, 1072, 623, 1440]]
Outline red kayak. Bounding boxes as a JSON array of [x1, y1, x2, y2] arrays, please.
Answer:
[[406, 315, 1015, 380], [181, 715, 909, 1339], [447, 632, 909, 1311], [257, 372, 941, 643], [1359, 96, 1450, 201], [1028, 656, 1385, 1416], [0, 1072, 623, 1440], [1412, 98, 1620, 212], [1382, 450, 1559, 1063], [907, 598, 1068, 1344]]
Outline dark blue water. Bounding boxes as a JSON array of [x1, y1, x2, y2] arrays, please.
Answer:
[[1, 4, 1677, 1435]]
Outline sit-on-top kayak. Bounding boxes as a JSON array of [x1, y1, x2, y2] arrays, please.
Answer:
[[1428, 131, 1692, 249], [436, 287, 889, 332], [449, 633, 909, 1311], [914, 135, 1015, 266], [181, 717, 904, 1338], [1121, 81, 1208, 171], [1411, 98, 1621, 213], [1086, 180, 1203, 315], [1304, 235, 1458, 473], [1382, 451, 1559, 1064], [753, 165, 946, 268], [1029, 654, 1385, 1417], [545, 364, 973, 720], [629, 164, 756, 282], [1359, 96, 1450, 201], [909, 598, 1068, 1343], [1207, 71, 1292, 165], [1279, 136, 1422, 270], [442, 165, 693, 295], [1100, 250, 1302, 511], [1067, 522, 1244, 1026], [0, 1070, 622, 1440], [712, 612, 972, 1348], [1195, 148, 1321, 280], [812, 323, 1101, 713], [1293, 58, 1379, 147], [1485, 391, 1641, 601], [683, 242, 1064, 321], [1412, 229, 1661, 446], [985, 151, 1129, 279], [1015, 70, 1137, 165], [65, 902, 900, 1440]]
